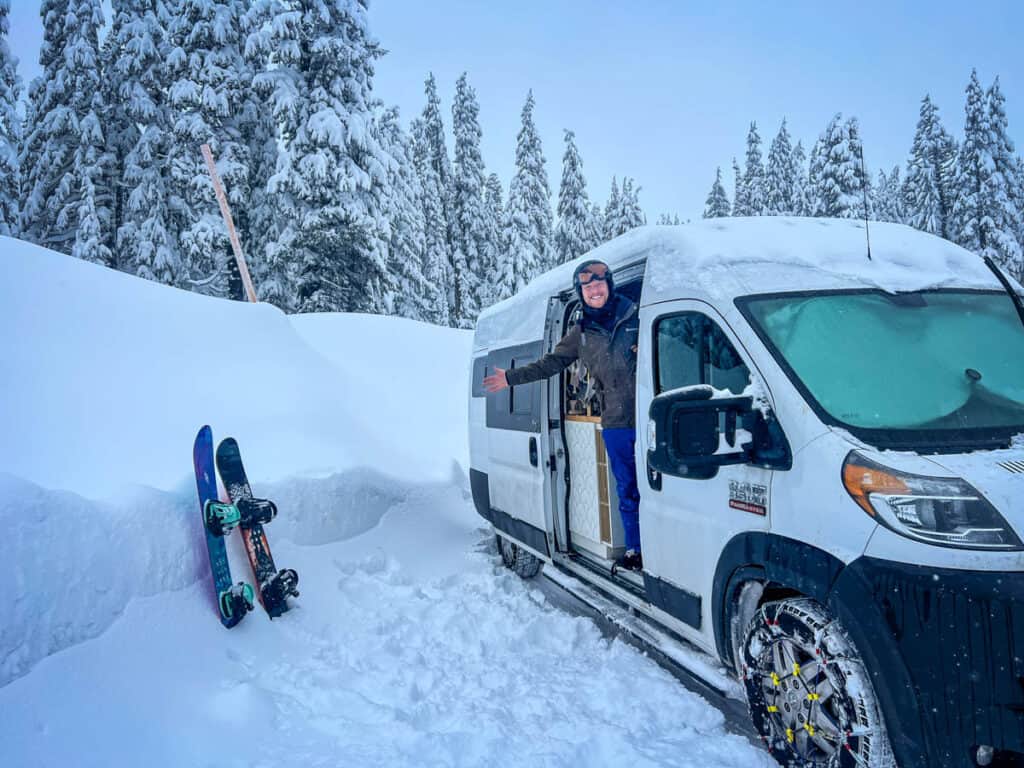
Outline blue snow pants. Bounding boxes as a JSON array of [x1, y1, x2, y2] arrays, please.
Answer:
[[601, 427, 641, 552]]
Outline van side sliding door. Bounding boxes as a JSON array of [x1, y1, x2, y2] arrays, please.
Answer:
[[484, 342, 552, 558]]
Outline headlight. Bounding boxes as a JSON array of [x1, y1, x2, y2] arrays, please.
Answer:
[[842, 451, 1023, 550]]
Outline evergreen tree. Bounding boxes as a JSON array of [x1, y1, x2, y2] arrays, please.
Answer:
[[246, 98, 289, 308], [555, 129, 597, 264], [165, 0, 270, 298], [790, 141, 809, 216], [249, 0, 392, 313], [1014, 156, 1024, 260], [951, 70, 1021, 276], [873, 166, 905, 223], [617, 177, 645, 232], [503, 91, 553, 294], [450, 72, 487, 326], [603, 175, 621, 239], [590, 202, 604, 242], [703, 166, 730, 218], [481, 172, 505, 309], [765, 119, 795, 215], [952, 70, 990, 253], [21, 0, 112, 263], [417, 72, 458, 321], [0, 0, 21, 237], [108, 0, 179, 284], [378, 106, 430, 321], [845, 116, 871, 219], [808, 114, 866, 219], [742, 122, 766, 215], [410, 117, 452, 324], [903, 94, 957, 238], [985, 77, 1022, 277], [731, 157, 746, 216]]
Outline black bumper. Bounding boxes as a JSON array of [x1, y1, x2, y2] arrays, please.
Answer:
[[831, 557, 1024, 768]]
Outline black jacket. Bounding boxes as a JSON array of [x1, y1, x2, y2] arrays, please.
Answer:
[[505, 296, 639, 428]]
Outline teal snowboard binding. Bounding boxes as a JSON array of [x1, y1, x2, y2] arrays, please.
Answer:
[[218, 582, 256, 622], [204, 500, 242, 537]]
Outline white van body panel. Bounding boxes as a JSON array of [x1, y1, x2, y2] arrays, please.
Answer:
[[928, 446, 1024, 542], [770, 432, 879, 565], [487, 428, 548, 533], [468, 373, 489, 472]]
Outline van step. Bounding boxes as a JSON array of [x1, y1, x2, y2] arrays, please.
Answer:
[[567, 549, 646, 597]]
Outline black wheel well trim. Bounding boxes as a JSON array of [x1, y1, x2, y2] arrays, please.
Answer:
[[711, 532, 929, 768], [712, 532, 843, 665]]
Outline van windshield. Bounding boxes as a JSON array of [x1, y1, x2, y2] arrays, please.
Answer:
[[742, 290, 1024, 447]]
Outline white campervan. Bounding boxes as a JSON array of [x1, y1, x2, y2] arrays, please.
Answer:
[[468, 218, 1024, 768]]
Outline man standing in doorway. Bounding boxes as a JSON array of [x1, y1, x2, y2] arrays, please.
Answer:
[[482, 260, 643, 571]]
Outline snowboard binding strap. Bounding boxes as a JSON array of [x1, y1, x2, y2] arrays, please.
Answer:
[[237, 497, 278, 526], [260, 569, 300, 618], [218, 582, 256, 624], [204, 501, 242, 537]]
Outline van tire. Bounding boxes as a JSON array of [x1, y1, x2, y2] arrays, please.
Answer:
[[496, 533, 543, 579], [739, 597, 895, 768]]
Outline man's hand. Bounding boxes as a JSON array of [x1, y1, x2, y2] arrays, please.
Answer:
[[483, 367, 509, 393]]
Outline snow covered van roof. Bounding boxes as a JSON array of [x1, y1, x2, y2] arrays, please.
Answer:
[[474, 217, 1007, 352]]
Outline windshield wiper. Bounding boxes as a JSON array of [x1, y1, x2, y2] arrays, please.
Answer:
[[983, 255, 1024, 329]]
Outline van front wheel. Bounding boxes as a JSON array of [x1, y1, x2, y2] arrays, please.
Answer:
[[496, 533, 543, 579], [739, 597, 894, 768]]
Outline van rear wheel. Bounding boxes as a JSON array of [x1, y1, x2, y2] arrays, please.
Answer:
[[496, 533, 543, 579], [739, 597, 894, 768]]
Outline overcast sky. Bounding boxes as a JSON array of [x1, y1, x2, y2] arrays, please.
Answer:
[[9, 1, 1023, 220]]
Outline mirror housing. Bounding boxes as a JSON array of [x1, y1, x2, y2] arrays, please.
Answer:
[[647, 385, 791, 479]]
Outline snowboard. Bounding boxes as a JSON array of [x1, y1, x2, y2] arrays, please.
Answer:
[[193, 426, 255, 628], [215, 437, 299, 618]]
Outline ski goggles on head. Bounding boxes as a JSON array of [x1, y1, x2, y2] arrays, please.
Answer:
[[576, 263, 610, 285]]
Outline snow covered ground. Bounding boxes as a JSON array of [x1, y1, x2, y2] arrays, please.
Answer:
[[0, 239, 771, 767]]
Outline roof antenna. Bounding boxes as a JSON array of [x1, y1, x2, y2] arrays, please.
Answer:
[[859, 142, 872, 261]]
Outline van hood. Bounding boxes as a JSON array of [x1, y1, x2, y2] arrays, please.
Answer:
[[922, 439, 1024, 534]]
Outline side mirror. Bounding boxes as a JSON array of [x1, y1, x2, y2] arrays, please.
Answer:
[[647, 385, 756, 479]]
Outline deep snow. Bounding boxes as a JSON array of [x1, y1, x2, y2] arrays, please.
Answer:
[[0, 239, 770, 767]]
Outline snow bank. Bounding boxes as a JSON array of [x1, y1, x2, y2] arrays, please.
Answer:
[[0, 236, 472, 499], [0, 239, 471, 685]]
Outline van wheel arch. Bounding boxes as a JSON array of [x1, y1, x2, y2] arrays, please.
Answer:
[[723, 572, 807, 671], [713, 533, 846, 669]]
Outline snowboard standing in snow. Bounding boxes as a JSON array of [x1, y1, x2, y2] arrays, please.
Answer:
[[215, 437, 299, 618], [193, 426, 255, 628]]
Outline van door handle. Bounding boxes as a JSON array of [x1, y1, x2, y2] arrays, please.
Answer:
[[647, 457, 662, 491], [529, 437, 539, 467]]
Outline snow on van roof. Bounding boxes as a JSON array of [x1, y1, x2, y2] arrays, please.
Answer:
[[474, 217, 1006, 352]]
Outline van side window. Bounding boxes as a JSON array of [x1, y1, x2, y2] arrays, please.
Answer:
[[656, 313, 751, 395], [509, 359, 533, 415]]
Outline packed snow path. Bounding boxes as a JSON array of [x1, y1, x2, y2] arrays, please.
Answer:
[[1, 476, 771, 768]]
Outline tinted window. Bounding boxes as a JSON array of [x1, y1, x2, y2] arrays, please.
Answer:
[[656, 313, 750, 395]]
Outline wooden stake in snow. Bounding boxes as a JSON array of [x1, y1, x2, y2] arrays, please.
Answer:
[[201, 143, 258, 303]]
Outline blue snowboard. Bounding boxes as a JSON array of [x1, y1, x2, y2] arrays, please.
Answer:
[[193, 425, 254, 628]]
